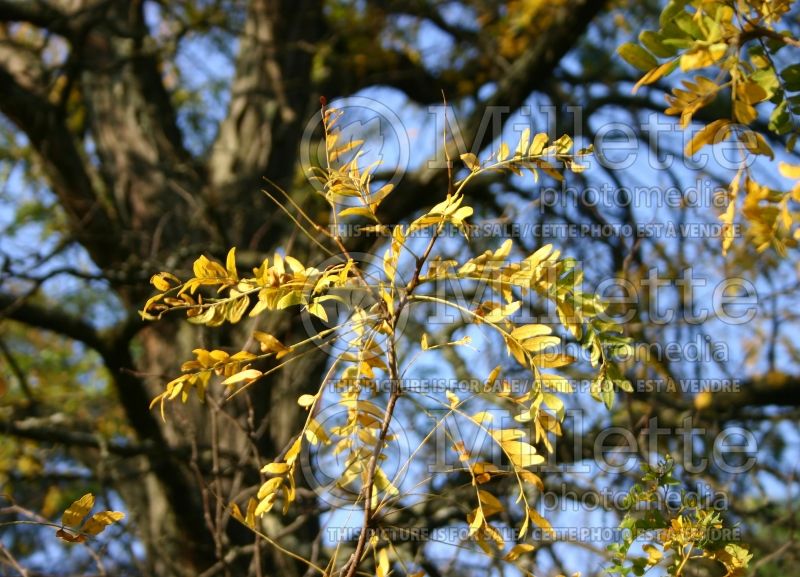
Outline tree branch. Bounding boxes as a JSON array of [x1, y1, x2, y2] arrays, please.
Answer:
[[0, 65, 122, 271], [0, 416, 157, 458], [0, 292, 108, 354], [379, 0, 607, 223]]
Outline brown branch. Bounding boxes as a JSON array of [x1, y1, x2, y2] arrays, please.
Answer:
[[379, 0, 608, 224], [322, 45, 460, 105], [0, 292, 109, 354], [706, 374, 800, 412], [0, 65, 123, 271], [0, 416, 157, 458], [0, 290, 168, 454]]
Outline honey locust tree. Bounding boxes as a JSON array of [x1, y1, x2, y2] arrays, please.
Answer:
[[0, 1, 799, 576]]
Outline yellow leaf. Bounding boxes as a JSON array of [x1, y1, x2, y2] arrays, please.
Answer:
[[535, 354, 575, 369], [82, 511, 125, 536], [685, 119, 731, 157], [529, 133, 548, 156], [511, 324, 552, 341], [284, 255, 305, 273], [298, 394, 317, 408], [733, 98, 757, 124], [468, 508, 485, 536], [330, 137, 364, 160], [257, 477, 283, 500], [375, 466, 399, 496], [285, 436, 302, 465], [492, 429, 525, 442], [254, 493, 278, 517], [245, 497, 257, 528], [540, 373, 574, 393], [305, 419, 330, 445], [446, 390, 460, 408], [741, 130, 774, 159], [519, 470, 544, 491], [307, 301, 328, 322], [450, 205, 473, 224], [231, 502, 247, 525], [633, 60, 677, 93], [498, 142, 510, 162], [504, 543, 535, 561], [277, 290, 306, 309], [485, 365, 502, 387], [515, 128, 531, 156], [221, 369, 263, 386], [226, 295, 249, 324], [680, 43, 726, 71], [253, 331, 290, 355], [472, 411, 494, 424], [62, 494, 94, 528], [484, 522, 505, 548], [643, 543, 663, 564], [338, 206, 377, 220], [505, 336, 528, 367], [478, 490, 505, 517], [151, 272, 180, 291], [461, 152, 480, 171], [483, 301, 521, 323], [502, 440, 545, 468], [262, 462, 291, 475], [553, 134, 573, 154], [720, 170, 741, 256], [528, 508, 555, 538], [779, 162, 800, 179], [520, 335, 561, 353], [225, 247, 238, 280], [377, 547, 390, 577]]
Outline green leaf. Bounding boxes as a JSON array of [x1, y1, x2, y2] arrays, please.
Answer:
[[781, 63, 800, 92], [638, 30, 676, 58], [659, 0, 691, 28], [617, 42, 658, 71], [768, 101, 790, 134], [276, 290, 306, 309], [751, 68, 780, 98]]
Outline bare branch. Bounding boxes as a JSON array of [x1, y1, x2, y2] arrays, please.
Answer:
[[0, 64, 123, 271], [0, 416, 157, 458], [0, 292, 108, 354], [379, 0, 607, 223]]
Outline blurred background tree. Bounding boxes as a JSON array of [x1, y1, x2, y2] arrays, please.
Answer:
[[0, 1, 798, 576]]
